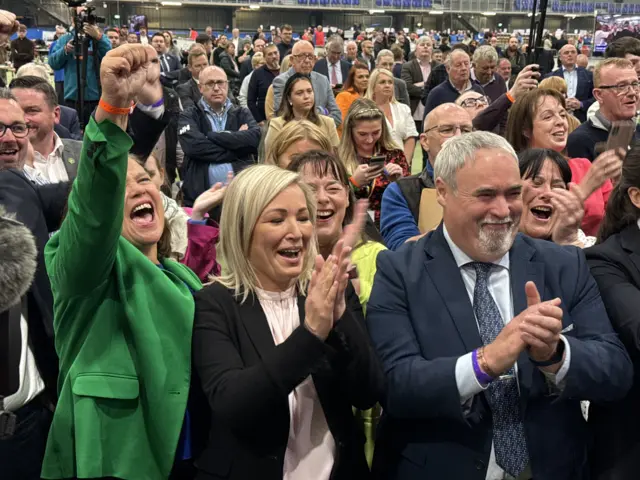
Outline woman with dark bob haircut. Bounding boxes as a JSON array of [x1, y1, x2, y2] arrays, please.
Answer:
[[518, 148, 595, 247], [585, 145, 640, 479]]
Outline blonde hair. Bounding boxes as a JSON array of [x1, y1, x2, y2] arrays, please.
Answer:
[[263, 120, 334, 166], [251, 52, 265, 68], [594, 57, 634, 87], [338, 97, 401, 173], [538, 76, 568, 95], [365, 68, 397, 104], [281, 54, 292, 73], [216, 165, 318, 302], [16, 63, 49, 80]]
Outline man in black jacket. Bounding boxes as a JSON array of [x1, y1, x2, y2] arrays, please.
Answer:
[[176, 48, 209, 110], [178, 66, 260, 206], [247, 44, 280, 125], [10, 24, 33, 71]]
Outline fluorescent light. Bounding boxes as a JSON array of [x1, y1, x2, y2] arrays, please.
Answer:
[[114, 14, 120, 18], [249, 4, 261, 8], [161, 1, 182, 5], [527, 12, 533, 16], [429, 10, 443, 14], [369, 9, 385, 13], [564, 14, 575, 18], [482, 11, 496, 16]]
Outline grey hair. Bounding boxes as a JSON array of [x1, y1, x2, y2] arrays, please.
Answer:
[[445, 49, 469, 67], [376, 49, 394, 63], [327, 35, 344, 50], [416, 36, 432, 47], [16, 63, 49, 80], [0, 88, 17, 102], [434, 131, 517, 191], [472, 45, 499, 64]]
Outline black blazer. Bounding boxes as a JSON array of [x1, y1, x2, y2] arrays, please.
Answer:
[[192, 281, 382, 480], [176, 78, 202, 111], [586, 223, 640, 480]]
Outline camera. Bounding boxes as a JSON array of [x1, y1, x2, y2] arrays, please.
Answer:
[[76, 6, 106, 27]]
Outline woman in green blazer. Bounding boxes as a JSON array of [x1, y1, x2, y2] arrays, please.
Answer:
[[41, 45, 202, 480]]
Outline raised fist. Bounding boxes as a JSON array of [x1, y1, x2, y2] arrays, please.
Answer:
[[100, 44, 159, 109], [0, 10, 19, 38]]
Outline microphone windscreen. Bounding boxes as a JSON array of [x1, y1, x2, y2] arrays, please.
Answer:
[[0, 206, 37, 312]]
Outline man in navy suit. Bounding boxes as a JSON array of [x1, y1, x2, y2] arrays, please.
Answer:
[[546, 44, 594, 122], [313, 37, 351, 89], [152, 32, 180, 74], [366, 131, 632, 480]]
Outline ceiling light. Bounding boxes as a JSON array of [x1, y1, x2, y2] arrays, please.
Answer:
[[249, 4, 261, 8], [161, 1, 182, 5], [369, 9, 385, 13], [429, 10, 443, 14], [482, 11, 496, 16]]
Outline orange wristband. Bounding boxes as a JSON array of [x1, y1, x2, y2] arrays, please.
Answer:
[[506, 91, 515, 104], [349, 176, 360, 188], [98, 98, 131, 116]]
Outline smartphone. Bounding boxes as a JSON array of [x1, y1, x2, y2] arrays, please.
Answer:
[[606, 120, 636, 152], [367, 155, 386, 169]]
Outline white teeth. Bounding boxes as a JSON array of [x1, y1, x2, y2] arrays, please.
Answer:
[[532, 206, 552, 212], [133, 203, 152, 213]]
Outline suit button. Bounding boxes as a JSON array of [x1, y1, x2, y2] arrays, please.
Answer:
[[475, 459, 486, 470]]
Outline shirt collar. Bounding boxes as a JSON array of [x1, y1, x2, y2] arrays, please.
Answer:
[[200, 97, 232, 117], [449, 78, 472, 93], [442, 223, 510, 271], [34, 133, 64, 163]]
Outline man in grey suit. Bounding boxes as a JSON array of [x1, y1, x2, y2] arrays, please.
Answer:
[[272, 40, 342, 126], [10, 76, 82, 183], [375, 50, 411, 108]]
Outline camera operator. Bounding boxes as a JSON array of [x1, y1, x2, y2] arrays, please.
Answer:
[[48, 7, 111, 127]]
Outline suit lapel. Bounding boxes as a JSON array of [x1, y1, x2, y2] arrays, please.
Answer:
[[509, 234, 545, 409], [238, 294, 277, 357], [424, 226, 482, 351], [61, 141, 79, 181], [620, 224, 640, 275]]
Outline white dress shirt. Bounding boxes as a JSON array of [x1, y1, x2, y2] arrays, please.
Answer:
[[4, 314, 45, 412], [563, 67, 578, 99], [328, 61, 343, 86], [386, 102, 419, 151], [32, 133, 68, 183], [444, 225, 572, 480]]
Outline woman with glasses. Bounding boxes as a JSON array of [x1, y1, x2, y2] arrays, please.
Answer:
[[365, 68, 418, 165], [264, 73, 339, 151], [506, 88, 623, 236], [455, 91, 489, 120], [338, 98, 409, 227], [335, 62, 369, 136]]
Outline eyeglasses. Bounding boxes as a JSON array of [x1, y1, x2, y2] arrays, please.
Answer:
[[202, 80, 228, 90], [460, 96, 489, 108], [597, 81, 640, 95], [424, 124, 474, 137], [293, 53, 315, 61], [0, 122, 30, 139]]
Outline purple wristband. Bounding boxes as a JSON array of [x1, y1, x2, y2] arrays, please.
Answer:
[[472, 349, 494, 386], [140, 98, 165, 108]]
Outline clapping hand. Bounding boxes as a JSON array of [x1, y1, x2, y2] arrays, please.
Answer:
[[191, 171, 233, 221], [305, 254, 341, 340], [520, 282, 564, 367], [580, 149, 624, 198], [548, 183, 585, 246]]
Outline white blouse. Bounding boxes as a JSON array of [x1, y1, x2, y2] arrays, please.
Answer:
[[385, 102, 419, 151], [255, 286, 335, 480]]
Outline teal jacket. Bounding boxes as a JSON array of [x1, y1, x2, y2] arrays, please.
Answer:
[[42, 119, 202, 479], [48, 32, 111, 102]]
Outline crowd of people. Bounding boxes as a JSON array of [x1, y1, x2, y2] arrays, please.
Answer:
[[3, 5, 640, 480]]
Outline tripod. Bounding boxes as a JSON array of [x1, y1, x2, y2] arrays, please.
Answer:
[[71, 26, 90, 129], [527, 0, 550, 65]]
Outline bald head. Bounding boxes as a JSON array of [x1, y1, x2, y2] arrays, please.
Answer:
[[291, 41, 315, 74], [420, 103, 473, 166], [199, 66, 229, 109], [559, 44, 578, 69]]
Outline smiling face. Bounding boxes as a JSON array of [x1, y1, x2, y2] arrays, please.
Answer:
[[528, 95, 568, 152], [300, 164, 349, 252], [11, 88, 59, 146], [0, 98, 29, 171], [596, 65, 639, 121], [122, 158, 165, 260], [520, 158, 567, 239], [437, 148, 522, 262], [249, 185, 314, 291]]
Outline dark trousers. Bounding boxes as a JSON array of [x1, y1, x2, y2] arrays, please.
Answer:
[[55, 81, 65, 105], [64, 99, 99, 129], [0, 396, 53, 480]]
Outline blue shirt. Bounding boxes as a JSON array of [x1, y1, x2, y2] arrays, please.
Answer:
[[200, 97, 234, 187]]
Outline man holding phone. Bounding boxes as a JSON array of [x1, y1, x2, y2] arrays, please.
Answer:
[[567, 58, 640, 162]]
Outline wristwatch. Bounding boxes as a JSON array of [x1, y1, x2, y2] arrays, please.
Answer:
[[529, 340, 566, 367]]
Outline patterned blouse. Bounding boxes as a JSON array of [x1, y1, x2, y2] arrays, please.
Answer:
[[353, 147, 410, 227]]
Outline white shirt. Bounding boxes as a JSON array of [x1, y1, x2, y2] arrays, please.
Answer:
[[444, 225, 571, 480], [563, 67, 578, 99], [328, 61, 343, 86], [4, 314, 45, 412], [385, 102, 419, 150], [32, 133, 68, 183], [238, 71, 253, 108]]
